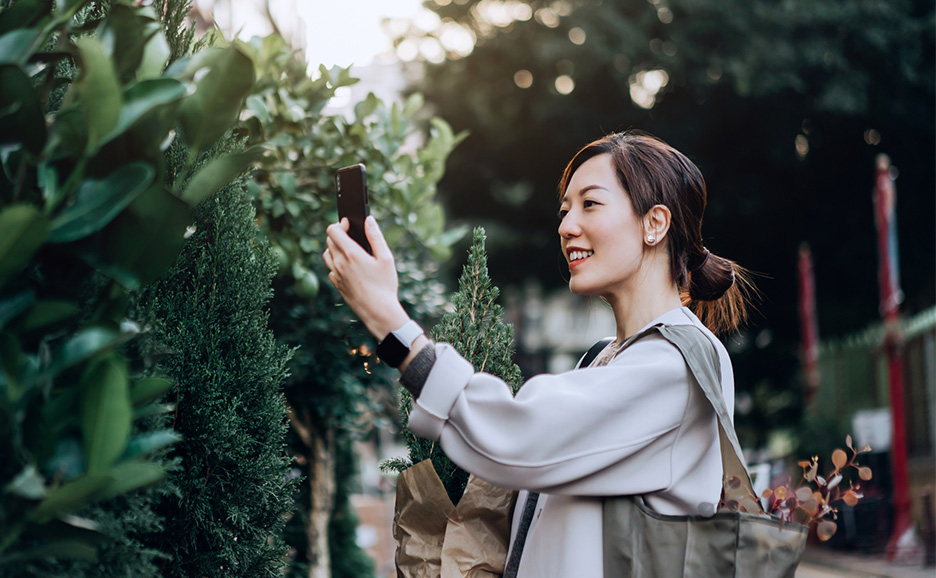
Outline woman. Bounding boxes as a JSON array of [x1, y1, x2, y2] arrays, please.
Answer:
[[323, 131, 752, 578]]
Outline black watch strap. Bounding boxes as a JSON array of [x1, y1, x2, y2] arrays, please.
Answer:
[[377, 320, 423, 368]]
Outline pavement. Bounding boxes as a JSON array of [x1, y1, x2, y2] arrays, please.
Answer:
[[797, 545, 935, 578]]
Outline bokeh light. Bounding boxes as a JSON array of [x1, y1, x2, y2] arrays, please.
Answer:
[[514, 69, 534, 88], [555, 74, 575, 94], [628, 69, 669, 109], [795, 134, 809, 160], [864, 129, 882, 145], [568, 27, 586, 45]]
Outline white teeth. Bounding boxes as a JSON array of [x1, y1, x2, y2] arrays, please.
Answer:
[[570, 250, 594, 261]]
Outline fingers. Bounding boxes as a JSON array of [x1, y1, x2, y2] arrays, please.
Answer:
[[364, 216, 393, 261]]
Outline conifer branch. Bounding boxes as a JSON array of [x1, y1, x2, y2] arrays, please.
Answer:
[[384, 228, 523, 503]]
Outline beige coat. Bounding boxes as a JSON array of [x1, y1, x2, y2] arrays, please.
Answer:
[[407, 307, 735, 578]]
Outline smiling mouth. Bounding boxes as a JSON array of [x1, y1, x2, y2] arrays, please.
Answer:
[[568, 250, 594, 269]]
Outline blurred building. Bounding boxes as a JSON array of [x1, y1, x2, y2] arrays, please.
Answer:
[[812, 306, 936, 554]]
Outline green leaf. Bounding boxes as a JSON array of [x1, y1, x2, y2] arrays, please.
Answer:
[[3, 464, 48, 499], [0, 205, 49, 287], [354, 92, 380, 120], [0, 28, 42, 66], [245, 94, 271, 124], [72, 35, 122, 154], [0, 540, 98, 563], [180, 146, 264, 206], [120, 430, 181, 459], [20, 300, 80, 332], [175, 44, 255, 152], [99, 4, 151, 80], [0, 0, 52, 35], [48, 162, 155, 243], [97, 461, 166, 501], [137, 25, 170, 79], [0, 290, 35, 330], [27, 473, 114, 523], [99, 78, 186, 146], [80, 355, 132, 473], [47, 326, 125, 378], [129, 376, 173, 405], [0, 64, 47, 154]]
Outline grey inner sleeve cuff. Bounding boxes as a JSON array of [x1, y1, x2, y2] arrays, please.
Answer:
[[399, 344, 436, 398]]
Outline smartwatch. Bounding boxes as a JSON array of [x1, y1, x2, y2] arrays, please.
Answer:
[[377, 320, 423, 368]]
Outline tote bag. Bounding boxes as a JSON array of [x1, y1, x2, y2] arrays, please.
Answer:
[[602, 324, 808, 578]]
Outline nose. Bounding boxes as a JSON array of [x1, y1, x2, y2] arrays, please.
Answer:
[[558, 210, 581, 240]]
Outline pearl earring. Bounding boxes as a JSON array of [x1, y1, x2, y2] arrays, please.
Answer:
[[646, 235, 656, 244]]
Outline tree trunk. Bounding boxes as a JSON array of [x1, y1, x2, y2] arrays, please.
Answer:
[[305, 418, 335, 578], [288, 407, 336, 578]]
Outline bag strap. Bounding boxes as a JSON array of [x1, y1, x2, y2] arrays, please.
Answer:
[[620, 323, 761, 511], [578, 337, 615, 368]]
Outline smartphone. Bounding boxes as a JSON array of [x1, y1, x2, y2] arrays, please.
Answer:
[[335, 163, 372, 255]]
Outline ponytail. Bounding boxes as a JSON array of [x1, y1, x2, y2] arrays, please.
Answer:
[[683, 250, 756, 335]]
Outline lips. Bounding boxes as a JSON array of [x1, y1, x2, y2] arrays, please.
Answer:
[[567, 248, 594, 269]]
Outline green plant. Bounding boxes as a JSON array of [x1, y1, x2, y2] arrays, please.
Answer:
[[384, 227, 523, 504], [237, 33, 467, 577], [137, 182, 297, 578], [0, 0, 261, 568]]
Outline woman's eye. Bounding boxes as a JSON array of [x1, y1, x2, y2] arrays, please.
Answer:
[[583, 199, 598, 208], [557, 209, 568, 220]]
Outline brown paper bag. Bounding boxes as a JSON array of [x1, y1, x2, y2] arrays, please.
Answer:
[[393, 460, 517, 578], [441, 474, 516, 578], [393, 460, 456, 578]]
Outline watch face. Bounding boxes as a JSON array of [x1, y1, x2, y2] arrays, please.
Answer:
[[377, 333, 409, 368]]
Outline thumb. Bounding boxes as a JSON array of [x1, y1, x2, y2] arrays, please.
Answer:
[[365, 216, 393, 261]]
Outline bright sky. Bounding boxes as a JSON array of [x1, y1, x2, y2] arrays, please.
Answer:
[[296, 0, 431, 68]]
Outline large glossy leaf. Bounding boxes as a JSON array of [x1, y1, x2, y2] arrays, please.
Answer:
[[47, 326, 125, 377], [176, 44, 255, 152], [180, 145, 264, 206], [0, 64, 47, 154], [99, 4, 150, 81], [27, 473, 114, 523], [137, 26, 170, 79], [0, 290, 35, 330], [120, 430, 180, 460], [0, 540, 98, 563], [0, 0, 52, 35], [97, 461, 166, 501], [0, 28, 42, 66], [0, 205, 49, 287], [20, 300, 80, 332], [80, 355, 132, 474], [72, 36, 122, 155], [99, 79, 185, 146], [3, 464, 48, 499], [129, 376, 174, 405], [47, 162, 154, 243]]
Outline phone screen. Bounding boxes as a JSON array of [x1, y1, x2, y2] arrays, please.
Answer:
[[335, 164, 372, 254]]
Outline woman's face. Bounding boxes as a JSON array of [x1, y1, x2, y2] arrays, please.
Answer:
[[558, 153, 646, 297]]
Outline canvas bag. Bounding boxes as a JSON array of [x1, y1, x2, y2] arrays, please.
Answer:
[[601, 323, 808, 578]]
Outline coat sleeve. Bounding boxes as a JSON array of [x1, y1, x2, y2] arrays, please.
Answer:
[[407, 333, 695, 495]]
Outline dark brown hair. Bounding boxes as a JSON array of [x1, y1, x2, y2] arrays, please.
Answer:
[[558, 131, 754, 334]]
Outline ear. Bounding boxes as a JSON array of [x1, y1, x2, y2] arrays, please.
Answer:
[[643, 204, 672, 245]]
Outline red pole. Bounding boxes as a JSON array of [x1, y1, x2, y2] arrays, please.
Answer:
[[873, 154, 912, 560], [797, 243, 820, 404]]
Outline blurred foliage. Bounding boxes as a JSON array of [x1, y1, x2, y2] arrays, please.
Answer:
[[0, 0, 276, 572], [237, 33, 466, 576], [399, 0, 935, 447], [384, 228, 523, 504]]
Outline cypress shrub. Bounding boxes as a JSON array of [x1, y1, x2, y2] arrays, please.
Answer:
[[385, 227, 523, 504], [138, 183, 297, 577]]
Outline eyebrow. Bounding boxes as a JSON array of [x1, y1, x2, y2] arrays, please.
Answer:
[[560, 184, 609, 205]]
